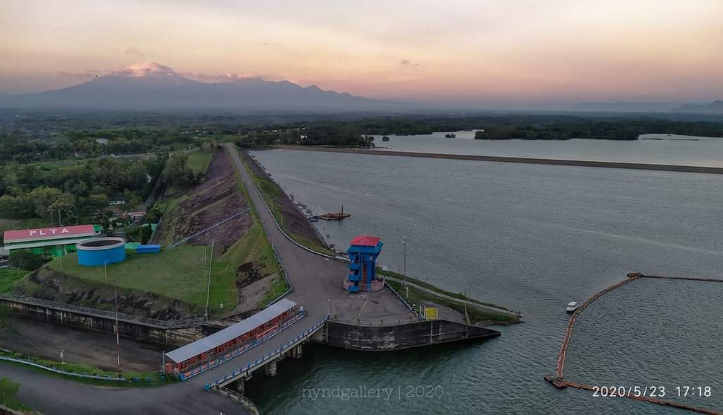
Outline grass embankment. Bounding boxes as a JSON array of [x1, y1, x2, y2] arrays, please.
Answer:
[[154, 148, 287, 311], [47, 247, 215, 311], [0, 351, 177, 388], [378, 269, 509, 311], [0, 377, 32, 412], [231, 168, 288, 306], [185, 149, 214, 175], [0, 269, 28, 294], [237, 148, 334, 255], [153, 149, 213, 220], [381, 273, 519, 325]]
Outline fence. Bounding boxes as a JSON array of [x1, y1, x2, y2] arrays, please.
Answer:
[[0, 293, 207, 329], [0, 355, 125, 382], [383, 279, 425, 320], [239, 149, 346, 262], [205, 315, 329, 390], [218, 387, 259, 415]]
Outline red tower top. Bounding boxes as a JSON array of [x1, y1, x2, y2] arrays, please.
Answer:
[[350, 235, 381, 247]]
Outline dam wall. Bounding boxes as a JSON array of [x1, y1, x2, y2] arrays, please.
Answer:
[[0, 295, 201, 346], [274, 146, 723, 175]]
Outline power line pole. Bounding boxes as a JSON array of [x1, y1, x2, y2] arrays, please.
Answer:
[[205, 240, 214, 319]]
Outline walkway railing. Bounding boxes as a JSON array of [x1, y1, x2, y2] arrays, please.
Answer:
[[0, 355, 125, 382], [383, 280, 425, 320], [238, 147, 346, 262], [218, 387, 259, 415], [178, 311, 305, 381], [329, 315, 428, 327], [205, 315, 329, 390], [0, 293, 207, 329]]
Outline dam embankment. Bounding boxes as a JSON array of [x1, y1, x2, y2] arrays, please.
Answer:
[[272, 145, 723, 175]]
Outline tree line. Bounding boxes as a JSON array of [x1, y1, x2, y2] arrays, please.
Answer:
[[0, 157, 162, 225]]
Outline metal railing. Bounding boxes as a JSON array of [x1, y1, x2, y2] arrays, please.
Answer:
[[383, 280, 425, 320], [0, 293, 207, 329], [218, 387, 259, 415], [238, 148, 346, 262], [0, 355, 125, 382], [205, 315, 329, 390], [329, 315, 427, 327], [177, 311, 305, 381]]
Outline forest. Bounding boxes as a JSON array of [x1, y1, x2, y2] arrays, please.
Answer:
[[0, 157, 163, 225]]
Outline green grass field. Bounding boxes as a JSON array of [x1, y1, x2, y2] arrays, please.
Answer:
[[0, 269, 29, 293], [0, 377, 32, 411], [185, 149, 213, 175], [385, 279, 519, 325], [0, 351, 177, 387], [48, 246, 212, 309], [378, 269, 509, 311]]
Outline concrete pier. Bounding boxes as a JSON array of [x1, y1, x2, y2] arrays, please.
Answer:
[[264, 360, 277, 377]]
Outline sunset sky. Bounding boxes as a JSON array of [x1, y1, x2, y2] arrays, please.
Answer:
[[1, 0, 722, 108]]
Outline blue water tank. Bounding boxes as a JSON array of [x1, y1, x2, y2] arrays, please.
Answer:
[[77, 238, 126, 267]]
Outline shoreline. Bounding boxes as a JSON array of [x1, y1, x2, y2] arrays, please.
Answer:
[[270, 145, 723, 175]]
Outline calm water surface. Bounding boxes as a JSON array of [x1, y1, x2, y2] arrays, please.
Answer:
[[245, 148, 723, 414]]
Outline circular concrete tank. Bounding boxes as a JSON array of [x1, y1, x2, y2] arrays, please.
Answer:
[[77, 237, 126, 267]]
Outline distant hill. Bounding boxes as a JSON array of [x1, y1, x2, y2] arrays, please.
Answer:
[[673, 100, 723, 114], [572, 102, 679, 112], [0, 63, 407, 113]]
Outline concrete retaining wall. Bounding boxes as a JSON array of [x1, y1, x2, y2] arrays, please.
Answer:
[[324, 320, 500, 351], [1, 299, 200, 346]]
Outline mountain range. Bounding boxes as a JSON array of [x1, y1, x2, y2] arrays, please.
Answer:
[[0, 63, 407, 113], [573, 100, 723, 114]]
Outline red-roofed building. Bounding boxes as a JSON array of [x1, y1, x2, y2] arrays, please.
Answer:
[[3, 224, 102, 258], [350, 235, 381, 247], [346, 235, 384, 292]]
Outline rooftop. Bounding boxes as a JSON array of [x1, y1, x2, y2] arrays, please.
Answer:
[[350, 235, 381, 247]]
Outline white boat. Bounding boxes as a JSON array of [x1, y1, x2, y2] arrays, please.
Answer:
[[566, 301, 579, 314]]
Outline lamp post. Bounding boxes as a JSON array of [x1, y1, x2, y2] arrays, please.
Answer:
[[402, 236, 407, 278], [328, 298, 332, 317], [106, 261, 120, 367]]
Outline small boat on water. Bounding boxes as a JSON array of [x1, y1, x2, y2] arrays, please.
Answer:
[[444, 133, 456, 138], [382, 136, 390, 142], [315, 205, 351, 221], [566, 301, 579, 314]]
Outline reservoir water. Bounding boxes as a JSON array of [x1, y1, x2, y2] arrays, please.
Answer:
[[372, 132, 723, 167], [245, 144, 723, 414]]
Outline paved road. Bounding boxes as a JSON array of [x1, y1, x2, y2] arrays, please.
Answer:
[[0, 364, 245, 415], [0, 144, 412, 414], [199, 145, 413, 386]]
